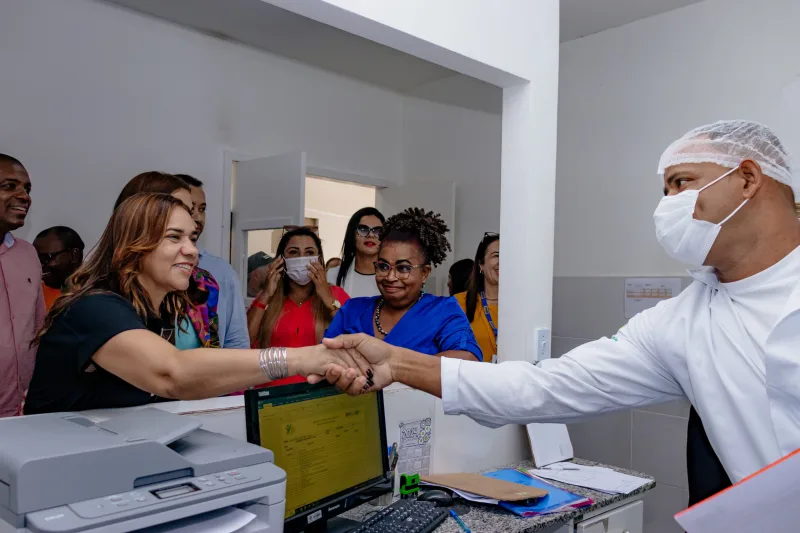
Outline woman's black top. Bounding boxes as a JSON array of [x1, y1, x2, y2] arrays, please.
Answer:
[[24, 293, 173, 415]]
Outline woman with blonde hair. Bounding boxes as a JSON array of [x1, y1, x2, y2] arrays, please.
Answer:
[[113, 171, 228, 350], [24, 194, 351, 414], [247, 227, 349, 386]]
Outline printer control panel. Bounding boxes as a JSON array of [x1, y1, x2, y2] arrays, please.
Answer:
[[68, 469, 261, 519]]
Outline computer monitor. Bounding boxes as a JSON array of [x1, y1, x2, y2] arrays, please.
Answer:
[[245, 383, 391, 533]]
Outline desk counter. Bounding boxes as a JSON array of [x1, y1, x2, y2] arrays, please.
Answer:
[[343, 459, 655, 533]]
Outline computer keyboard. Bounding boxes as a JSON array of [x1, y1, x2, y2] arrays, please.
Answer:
[[351, 499, 448, 533]]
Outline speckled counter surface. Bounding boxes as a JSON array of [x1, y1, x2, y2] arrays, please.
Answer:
[[341, 459, 655, 532]]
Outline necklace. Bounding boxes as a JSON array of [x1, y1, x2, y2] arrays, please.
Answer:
[[374, 294, 423, 337]]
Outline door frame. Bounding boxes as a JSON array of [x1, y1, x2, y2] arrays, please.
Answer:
[[234, 216, 294, 302], [222, 149, 395, 262]]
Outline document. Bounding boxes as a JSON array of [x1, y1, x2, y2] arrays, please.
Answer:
[[675, 449, 800, 533], [529, 463, 650, 494], [397, 417, 433, 476], [624, 277, 682, 319]]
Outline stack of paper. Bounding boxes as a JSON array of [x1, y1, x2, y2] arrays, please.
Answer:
[[529, 463, 651, 494]]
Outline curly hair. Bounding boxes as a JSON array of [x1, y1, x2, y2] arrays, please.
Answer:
[[380, 208, 451, 267]]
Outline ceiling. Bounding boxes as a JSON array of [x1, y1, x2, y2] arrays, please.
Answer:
[[560, 0, 705, 42], [100, 0, 706, 114]]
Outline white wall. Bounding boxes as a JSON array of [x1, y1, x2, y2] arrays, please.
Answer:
[[272, 0, 562, 365], [555, 1, 800, 530], [401, 97, 501, 261], [0, 0, 403, 252], [0, 0, 505, 268], [555, 0, 800, 277], [315, 0, 560, 363]]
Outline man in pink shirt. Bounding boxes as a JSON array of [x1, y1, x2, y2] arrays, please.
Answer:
[[0, 153, 44, 417]]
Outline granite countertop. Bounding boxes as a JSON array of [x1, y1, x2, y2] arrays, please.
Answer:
[[342, 459, 655, 533]]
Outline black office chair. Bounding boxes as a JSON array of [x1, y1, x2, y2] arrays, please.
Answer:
[[686, 406, 732, 506]]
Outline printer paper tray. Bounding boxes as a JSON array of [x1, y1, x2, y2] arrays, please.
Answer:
[[23, 485, 279, 533]]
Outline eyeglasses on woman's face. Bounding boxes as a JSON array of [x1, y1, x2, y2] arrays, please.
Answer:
[[356, 224, 382, 238], [373, 260, 426, 280]]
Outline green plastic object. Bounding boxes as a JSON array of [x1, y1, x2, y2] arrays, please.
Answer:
[[399, 473, 420, 498]]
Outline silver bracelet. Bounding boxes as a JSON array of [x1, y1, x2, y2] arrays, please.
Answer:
[[267, 348, 280, 380], [258, 348, 289, 381], [258, 349, 270, 379]]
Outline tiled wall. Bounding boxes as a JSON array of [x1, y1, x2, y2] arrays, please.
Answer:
[[552, 277, 692, 533]]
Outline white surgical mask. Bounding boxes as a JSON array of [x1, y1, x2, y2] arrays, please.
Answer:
[[653, 166, 748, 266], [284, 256, 318, 285]]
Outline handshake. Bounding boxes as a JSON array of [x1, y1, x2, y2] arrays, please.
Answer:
[[298, 334, 398, 396]]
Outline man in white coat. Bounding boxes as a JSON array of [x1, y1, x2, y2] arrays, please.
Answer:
[[318, 120, 800, 485]]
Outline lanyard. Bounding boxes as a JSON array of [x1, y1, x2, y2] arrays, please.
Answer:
[[480, 291, 498, 340]]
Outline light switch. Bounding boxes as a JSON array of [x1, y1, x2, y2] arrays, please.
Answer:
[[534, 327, 551, 361]]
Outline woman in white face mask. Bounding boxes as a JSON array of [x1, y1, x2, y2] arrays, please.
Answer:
[[247, 228, 349, 385]]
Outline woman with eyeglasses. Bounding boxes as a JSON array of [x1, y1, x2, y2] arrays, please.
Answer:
[[326, 207, 385, 298], [324, 208, 481, 361], [455, 233, 499, 362], [247, 227, 349, 385]]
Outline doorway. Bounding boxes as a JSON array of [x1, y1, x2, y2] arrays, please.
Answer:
[[237, 172, 376, 298], [305, 175, 376, 263], [227, 151, 455, 299]]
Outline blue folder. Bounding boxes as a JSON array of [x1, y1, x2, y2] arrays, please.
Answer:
[[482, 469, 591, 517]]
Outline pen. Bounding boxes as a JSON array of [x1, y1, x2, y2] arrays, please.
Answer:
[[388, 442, 398, 471], [540, 465, 580, 471], [515, 467, 535, 478], [449, 510, 471, 533]]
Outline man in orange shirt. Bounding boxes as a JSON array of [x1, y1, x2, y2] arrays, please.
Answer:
[[33, 226, 84, 310]]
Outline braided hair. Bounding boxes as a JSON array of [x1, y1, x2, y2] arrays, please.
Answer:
[[380, 208, 451, 267]]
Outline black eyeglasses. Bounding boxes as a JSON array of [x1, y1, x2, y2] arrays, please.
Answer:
[[356, 224, 382, 238], [483, 232, 499, 240], [37, 249, 72, 264], [374, 261, 425, 280]]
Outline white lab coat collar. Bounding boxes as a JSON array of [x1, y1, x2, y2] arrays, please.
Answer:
[[2, 233, 15, 249], [687, 266, 719, 288]]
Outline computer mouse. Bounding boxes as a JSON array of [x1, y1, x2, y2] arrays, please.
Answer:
[[417, 489, 454, 507]]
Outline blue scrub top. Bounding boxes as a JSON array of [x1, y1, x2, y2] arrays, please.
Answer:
[[325, 294, 482, 360]]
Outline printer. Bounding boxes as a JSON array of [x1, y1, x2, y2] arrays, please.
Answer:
[[0, 408, 286, 533]]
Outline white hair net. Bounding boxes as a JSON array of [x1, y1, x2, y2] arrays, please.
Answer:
[[657, 120, 795, 187]]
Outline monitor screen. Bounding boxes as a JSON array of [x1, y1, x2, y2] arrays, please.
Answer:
[[246, 384, 387, 524]]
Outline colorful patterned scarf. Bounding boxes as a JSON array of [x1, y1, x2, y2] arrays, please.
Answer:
[[187, 266, 221, 348]]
